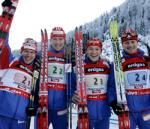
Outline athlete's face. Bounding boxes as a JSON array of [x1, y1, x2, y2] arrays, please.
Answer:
[[51, 37, 65, 51], [22, 49, 36, 64], [87, 46, 101, 62], [122, 40, 138, 54]]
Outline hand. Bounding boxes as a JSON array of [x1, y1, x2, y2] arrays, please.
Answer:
[[26, 106, 37, 116], [72, 90, 81, 104], [111, 101, 125, 115], [2, 0, 12, 7]]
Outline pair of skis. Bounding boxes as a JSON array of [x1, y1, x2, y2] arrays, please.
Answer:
[[74, 27, 89, 129], [65, 42, 73, 129], [109, 20, 130, 129], [74, 22, 129, 129], [37, 29, 49, 129], [26, 30, 49, 129], [26, 56, 41, 129], [0, 0, 19, 54]]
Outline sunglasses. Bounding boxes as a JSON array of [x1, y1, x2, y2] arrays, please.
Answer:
[[122, 29, 137, 38], [121, 29, 138, 42]]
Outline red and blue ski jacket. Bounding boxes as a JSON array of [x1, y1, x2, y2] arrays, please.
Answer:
[[47, 47, 76, 111], [84, 56, 116, 120], [0, 40, 38, 121], [122, 49, 150, 112]]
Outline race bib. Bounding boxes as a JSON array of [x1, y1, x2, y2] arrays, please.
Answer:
[[125, 69, 149, 89], [85, 74, 108, 95], [0, 69, 32, 93], [0, 69, 7, 81], [14, 72, 32, 90], [48, 63, 66, 84]]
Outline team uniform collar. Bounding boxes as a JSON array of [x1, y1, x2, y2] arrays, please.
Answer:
[[122, 48, 145, 58], [49, 46, 65, 54], [19, 56, 34, 66]]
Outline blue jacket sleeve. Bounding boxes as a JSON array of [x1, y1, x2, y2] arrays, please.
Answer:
[[107, 63, 117, 104]]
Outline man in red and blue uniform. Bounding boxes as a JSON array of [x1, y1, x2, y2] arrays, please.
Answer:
[[0, 38, 39, 129], [72, 38, 117, 129], [47, 27, 76, 129], [120, 29, 150, 129]]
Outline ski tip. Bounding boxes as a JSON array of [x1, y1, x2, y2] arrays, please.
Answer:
[[109, 16, 117, 22], [75, 27, 78, 32], [44, 29, 47, 34], [45, 29, 48, 41], [79, 26, 82, 31], [75, 26, 82, 32], [41, 29, 43, 34], [109, 20, 118, 38]]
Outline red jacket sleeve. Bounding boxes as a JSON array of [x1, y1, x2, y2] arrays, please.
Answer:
[[0, 46, 10, 69]]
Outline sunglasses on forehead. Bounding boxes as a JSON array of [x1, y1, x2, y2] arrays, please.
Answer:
[[121, 30, 137, 38], [121, 29, 138, 43]]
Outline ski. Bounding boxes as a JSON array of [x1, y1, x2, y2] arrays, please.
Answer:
[[26, 56, 41, 129], [109, 20, 130, 129], [37, 29, 48, 129], [65, 42, 73, 129], [74, 26, 89, 129], [0, 0, 19, 54]]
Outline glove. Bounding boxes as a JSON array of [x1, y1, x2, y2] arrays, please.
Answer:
[[2, 0, 12, 7], [111, 101, 125, 115], [26, 106, 37, 116]]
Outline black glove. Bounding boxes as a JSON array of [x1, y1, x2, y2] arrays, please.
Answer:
[[2, 0, 12, 7], [111, 101, 125, 115], [26, 106, 37, 116]]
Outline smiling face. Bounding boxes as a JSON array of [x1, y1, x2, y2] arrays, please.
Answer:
[[87, 46, 101, 62], [122, 40, 138, 54], [21, 49, 36, 64], [51, 37, 65, 51]]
